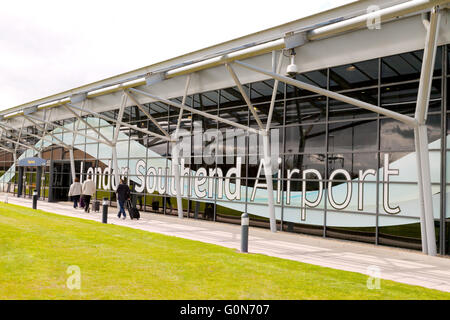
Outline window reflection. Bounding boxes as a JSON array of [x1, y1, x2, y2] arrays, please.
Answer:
[[285, 124, 326, 154], [329, 59, 378, 91], [285, 97, 326, 124], [328, 120, 377, 152]]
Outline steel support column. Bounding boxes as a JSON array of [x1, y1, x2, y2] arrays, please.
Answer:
[[230, 52, 283, 232], [112, 94, 127, 188], [112, 144, 120, 189], [172, 75, 191, 219], [413, 6, 440, 256], [261, 51, 284, 232], [262, 132, 277, 232], [414, 127, 429, 254], [69, 148, 76, 183]]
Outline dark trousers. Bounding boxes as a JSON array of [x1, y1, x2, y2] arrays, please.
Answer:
[[83, 195, 92, 212], [72, 195, 80, 208], [118, 200, 126, 218]]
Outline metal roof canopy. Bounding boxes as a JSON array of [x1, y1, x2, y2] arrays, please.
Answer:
[[1, 0, 447, 118]]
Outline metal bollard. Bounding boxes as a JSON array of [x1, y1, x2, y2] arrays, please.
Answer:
[[32, 190, 38, 210], [102, 197, 108, 224], [241, 212, 249, 253]]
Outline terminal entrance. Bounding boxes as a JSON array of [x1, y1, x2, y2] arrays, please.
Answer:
[[48, 160, 81, 202], [16, 157, 47, 199]]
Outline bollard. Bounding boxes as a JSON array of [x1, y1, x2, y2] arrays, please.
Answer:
[[4, 192, 8, 204], [32, 190, 38, 210], [102, 197, 108, 224], [241, 212, 249, 253]]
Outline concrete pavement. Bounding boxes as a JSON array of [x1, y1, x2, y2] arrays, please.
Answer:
[[3, 193, 450, 293]]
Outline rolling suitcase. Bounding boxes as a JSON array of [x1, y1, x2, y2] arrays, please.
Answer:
[[93, 200, 100, 212], [126, 200, 140, 220], [80, 196, 85, 208], [131, 207, 140, 220]]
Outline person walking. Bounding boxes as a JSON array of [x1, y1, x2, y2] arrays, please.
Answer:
[[81, 176, 96, 213], [68, 177, 82, 209], [116, 179, 130, 219]]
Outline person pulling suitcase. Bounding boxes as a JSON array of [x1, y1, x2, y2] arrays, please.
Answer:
[[116, 179, 130, 219]]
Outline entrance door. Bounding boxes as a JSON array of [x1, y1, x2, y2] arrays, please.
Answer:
[[48, 161, 79, 202]]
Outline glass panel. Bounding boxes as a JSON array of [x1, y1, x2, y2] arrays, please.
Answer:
[[328, 120, 377, 152], [327, 152, 378, 179], [285, 97, 326, 125], [378, 216, 422, 250], [380, 119, 414, 151], [328, 89, 378, 120], [326, 212, 376, 244], [285, 124, 326, 154], [381, 80, 441, 115], [329, 58, 378, 91]]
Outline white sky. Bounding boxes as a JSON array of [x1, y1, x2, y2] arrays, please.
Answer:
[[0, 0, 354, 110]]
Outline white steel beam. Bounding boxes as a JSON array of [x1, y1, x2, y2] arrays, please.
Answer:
[[15, 118, 26, 155], [307, 0, 449, 41], [225, 63, 264, 130], [113, 94, 127, 144], [0, 129, 39, 152], [24, 113, 114, 146], [69, 101, 87, 182], [266, 51, 284, 131], [0, 143, 14, 153], [112, 94, 127, 188], [38, 109, 51, 156], [129, 88, 260, 134], [23, 115, 71, 150], [413, 6, 440, 256], [172, 75, 191, 219], [66, 102, 171, 142], [69, 148, 76, 182], [258, 51, 284, 233], [112, 144, 119, 189], [124, 90, 170, 138], [414, 127, 429, 254], [234, 60, 418, 128], [262, 132, 277, 232], [64, 104, 113, 145]]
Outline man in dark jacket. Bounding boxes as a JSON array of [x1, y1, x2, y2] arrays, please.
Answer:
[[116, 179, 130, 219]]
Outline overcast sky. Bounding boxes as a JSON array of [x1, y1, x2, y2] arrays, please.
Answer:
[[0, 0, 354, 110]]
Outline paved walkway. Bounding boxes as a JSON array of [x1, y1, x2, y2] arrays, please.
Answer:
[[3, 193, 450, 293]]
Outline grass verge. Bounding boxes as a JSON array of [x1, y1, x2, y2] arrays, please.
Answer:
[[0, 202, 449, 299]]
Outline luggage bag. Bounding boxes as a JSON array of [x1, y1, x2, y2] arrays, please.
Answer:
[[93, 200, 100, 212], [126, 200, 140, 220]]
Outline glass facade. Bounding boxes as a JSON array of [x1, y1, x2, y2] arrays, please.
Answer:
[[0, 44, 449, 254]]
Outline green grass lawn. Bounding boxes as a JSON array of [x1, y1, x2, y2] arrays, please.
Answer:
[[0, 202, 449, 300]]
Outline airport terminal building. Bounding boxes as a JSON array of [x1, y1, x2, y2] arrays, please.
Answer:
[[1, 0, 449, 255]]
